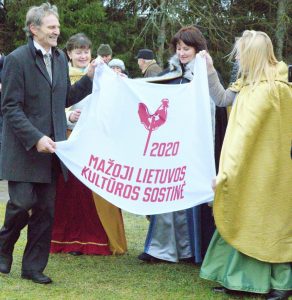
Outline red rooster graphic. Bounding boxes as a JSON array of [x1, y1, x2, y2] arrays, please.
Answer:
[[138, 98, 169, 156]]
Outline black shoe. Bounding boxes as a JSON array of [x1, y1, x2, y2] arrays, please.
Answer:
[[138, 252, 162, 263], [21, 271, 52, 284], [180, 256, 195, 263], [0, 254, 12, 274], [68, 251, 83, 256], [265, 290, 292, 300], [212, 287, 230, 294], [212, 286, 246, 296]]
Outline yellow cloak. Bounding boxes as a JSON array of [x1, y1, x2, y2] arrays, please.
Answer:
[[214, 61, 292, 263]]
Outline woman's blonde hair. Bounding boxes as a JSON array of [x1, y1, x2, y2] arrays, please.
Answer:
[[231, 30, 278, 90]]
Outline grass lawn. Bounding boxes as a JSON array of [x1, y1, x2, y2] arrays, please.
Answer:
[[0, 204, 263, 300]]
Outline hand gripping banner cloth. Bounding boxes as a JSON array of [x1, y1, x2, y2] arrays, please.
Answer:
[[55, 56, 215, 215]]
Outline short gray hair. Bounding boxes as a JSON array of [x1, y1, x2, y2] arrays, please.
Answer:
[[24, 2, 59, 37]]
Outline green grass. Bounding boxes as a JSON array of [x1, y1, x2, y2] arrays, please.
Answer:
[[0, 205, 263, 300]]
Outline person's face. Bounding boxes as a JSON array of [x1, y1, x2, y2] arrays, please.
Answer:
[[176, 40, 196, 64], [101, 55, 112, 64], [137, 58, 144, 70], [68, 48, 91, 69], [30, 14, 60, 52], [111, 66, 123, 74]]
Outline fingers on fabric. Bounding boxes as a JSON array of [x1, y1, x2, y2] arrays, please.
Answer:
[[36, 136, 56, 153]]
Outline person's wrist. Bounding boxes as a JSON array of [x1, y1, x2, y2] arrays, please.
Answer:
[[86, 74, 93, 81]]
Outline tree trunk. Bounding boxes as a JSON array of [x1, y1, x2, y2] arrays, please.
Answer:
[[275, 0, 288, 60], [156, 0, 167, 68]]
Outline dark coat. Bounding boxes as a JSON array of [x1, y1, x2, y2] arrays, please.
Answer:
[[0, 38, 92, 183], [0, 55, 4, 146], [0, 55, 4, 80]]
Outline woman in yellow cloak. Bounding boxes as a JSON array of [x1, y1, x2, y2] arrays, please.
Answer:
[[199, 30, 292, 300]]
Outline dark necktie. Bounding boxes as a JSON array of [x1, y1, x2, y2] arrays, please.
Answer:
[[43, 53, 52, 82]]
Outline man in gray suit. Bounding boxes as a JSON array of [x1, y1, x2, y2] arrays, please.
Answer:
[[0, 3, 95, 284]]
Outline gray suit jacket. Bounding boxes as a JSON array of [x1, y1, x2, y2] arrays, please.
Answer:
[[0, 38, 92, 183]]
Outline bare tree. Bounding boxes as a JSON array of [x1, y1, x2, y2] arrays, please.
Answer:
[[275, 0, 289, 60]]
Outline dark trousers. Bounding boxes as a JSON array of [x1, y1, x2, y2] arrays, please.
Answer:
[[0, 179, 57, 272]]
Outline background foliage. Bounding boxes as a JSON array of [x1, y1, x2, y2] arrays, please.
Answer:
[[1, 0, 291, 82]]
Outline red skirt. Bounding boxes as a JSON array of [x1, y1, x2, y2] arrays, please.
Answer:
[[50, 172, 111, 255]]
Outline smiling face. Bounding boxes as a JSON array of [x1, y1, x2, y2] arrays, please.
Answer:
[[176, 40, 196, 64], [68, 48, 91, 69], [30, 13, 60, 52]]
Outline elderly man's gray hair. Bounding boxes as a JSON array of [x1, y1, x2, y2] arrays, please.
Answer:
[[23, 2, 59, 37]]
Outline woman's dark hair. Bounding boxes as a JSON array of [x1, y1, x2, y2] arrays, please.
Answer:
[[66, 33, 92, 52], [171, 26, 207, 53]]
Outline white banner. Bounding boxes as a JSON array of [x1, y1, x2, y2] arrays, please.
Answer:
[[55, 56, 215, 215]]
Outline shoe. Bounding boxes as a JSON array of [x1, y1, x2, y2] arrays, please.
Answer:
[[212, 286, 247, 296], [0, 254, 12, 274], [21, 271, 52, 284], [138, 252, 163, 263], [212, 287, 230, 294], [68, 251, 83, 256], [265, 290, 292, 300], [180, 257, 195, 263]]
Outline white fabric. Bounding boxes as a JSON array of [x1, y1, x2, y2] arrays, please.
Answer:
[[55, 56, 216, 215]]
